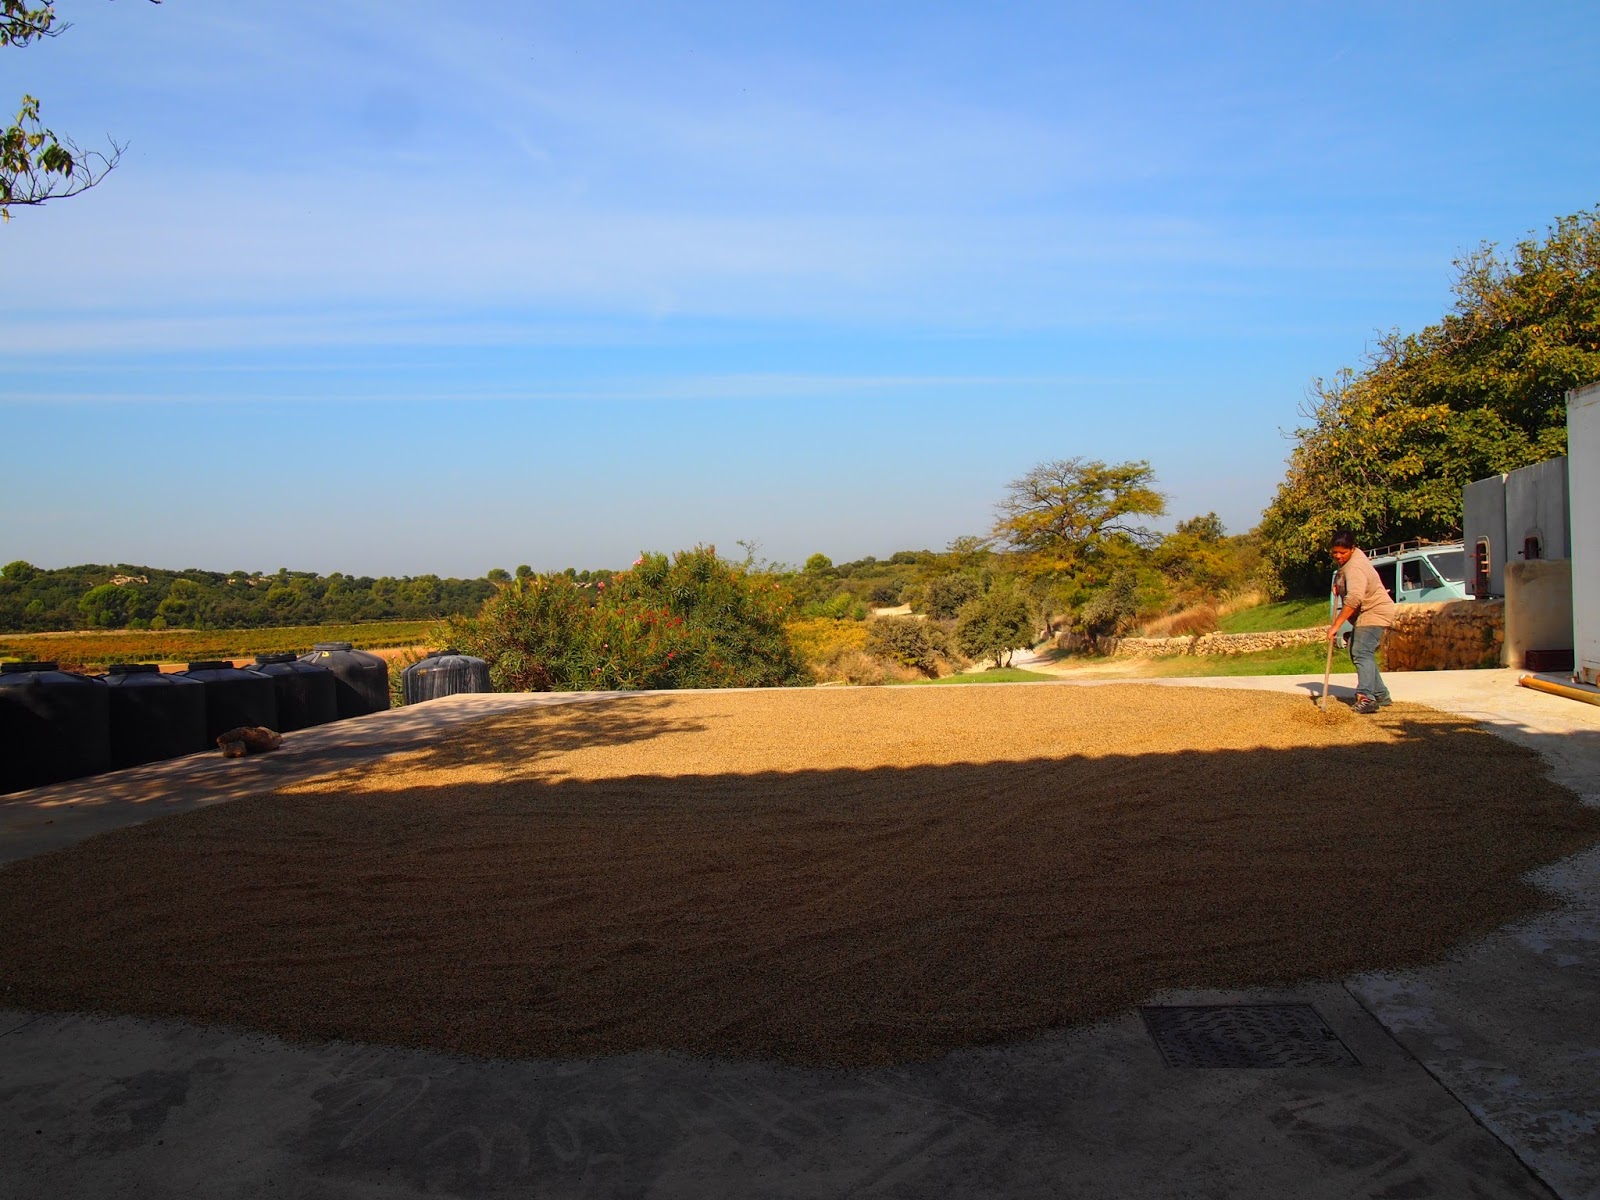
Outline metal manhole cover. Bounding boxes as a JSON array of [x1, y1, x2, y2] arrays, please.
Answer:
[[1140, 1004, 1359, 1068]]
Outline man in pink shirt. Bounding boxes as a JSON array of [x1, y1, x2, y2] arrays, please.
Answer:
[[1327, 529, 1396, 714]]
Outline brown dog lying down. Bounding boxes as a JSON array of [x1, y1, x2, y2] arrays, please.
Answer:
[[216, 726, 284, 758]]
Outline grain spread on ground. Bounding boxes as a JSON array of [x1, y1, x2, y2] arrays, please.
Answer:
[[2, 684, 1597, 1068]]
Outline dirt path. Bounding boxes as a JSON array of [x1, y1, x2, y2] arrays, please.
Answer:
[[1, 684, 1596, 1068], [1005, 644, 1160, 678]]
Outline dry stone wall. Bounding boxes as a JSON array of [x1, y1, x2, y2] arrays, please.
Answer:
[[1097, 627, 1327, 658], [1075, 599, 1505, 668], [1382, 600, 1504, 671]]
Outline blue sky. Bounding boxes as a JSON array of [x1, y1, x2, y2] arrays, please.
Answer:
[[3, 1, 1597, 577]]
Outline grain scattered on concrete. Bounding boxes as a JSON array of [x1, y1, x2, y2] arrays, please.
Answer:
[[2, 684, 1597, 1068]]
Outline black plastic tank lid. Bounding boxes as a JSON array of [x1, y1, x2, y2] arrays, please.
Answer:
[[255, 652, 297, 665], [186, 660, 233, 671], [2, 660, 58, 673], [312, 642, 354, 651], [431, 648, 462, 657], [108, 663, 161, 674]]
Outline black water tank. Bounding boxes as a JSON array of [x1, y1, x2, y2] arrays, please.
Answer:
[[252, 653, 337, 732], [176, 660, 278, 743], [103, 663, 208, 769], [299, 642, 390, 719], [0, 662, 110, 794], [402, 649, 491, 705]]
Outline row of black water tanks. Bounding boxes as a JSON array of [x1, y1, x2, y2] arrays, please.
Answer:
[[0, 645, 491, 795]]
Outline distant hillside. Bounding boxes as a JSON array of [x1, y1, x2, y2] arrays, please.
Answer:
[[0, 551, 942, 634], [0, 560, 502, 633]]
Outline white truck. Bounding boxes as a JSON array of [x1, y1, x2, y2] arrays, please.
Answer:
[[1331, 540, 1469, 640]]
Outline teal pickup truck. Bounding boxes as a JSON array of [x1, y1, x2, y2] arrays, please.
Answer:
[[1332, 541, 1469, 639]]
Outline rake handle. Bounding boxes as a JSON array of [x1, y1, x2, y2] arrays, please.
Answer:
[[1320, 634, 1336, 712]]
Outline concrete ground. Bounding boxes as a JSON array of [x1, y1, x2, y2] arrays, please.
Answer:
[[2, 670, 1598, 1200]]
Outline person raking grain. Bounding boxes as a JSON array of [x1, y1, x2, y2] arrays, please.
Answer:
[[1327, 529, 1395, 714]]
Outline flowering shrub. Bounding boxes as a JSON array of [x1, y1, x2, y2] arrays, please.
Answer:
[[447, 546, 808, 692]]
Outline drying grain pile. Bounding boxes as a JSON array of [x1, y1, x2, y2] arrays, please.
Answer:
[[2, 684, 1597, 1067]]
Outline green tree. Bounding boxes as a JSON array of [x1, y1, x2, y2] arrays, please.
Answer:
[[1174, 513, 1224, 542], [868, 579, 904, 606], [1076, 570, 1142, 640], [2, 558, 35, 582], [78, 582, 136, 627], [864, 617, 945, 675], [954, 584, 1033, 667], [939, 535, 993, 573], [803, 552, 833, 573], [922, 571, 982, 619], [1152, 513, 1254, 599], [993, 458, 1165, 582], [1260, 207, 1600, 593], [155, 577, 202, 626], [449, 547, 806, 692], [486, 567, 511, 583]]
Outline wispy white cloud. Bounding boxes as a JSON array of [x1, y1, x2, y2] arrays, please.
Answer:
[[2, 163, 1435, 356], [5, 0, 1482, 365], [0, 370, 1139, 406]]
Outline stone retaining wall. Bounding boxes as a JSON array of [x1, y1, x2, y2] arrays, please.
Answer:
[[1096, 627, 1327, 658], [1382, 600, 1504, 671], [1067, 599, 1506, 668]]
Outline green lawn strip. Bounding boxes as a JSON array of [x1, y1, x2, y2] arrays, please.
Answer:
[[1040, 643, 1331, 678], [1124, 643, 1334, 677], [1217, 596, 1329, 634], [895, 668, 1058, 686]]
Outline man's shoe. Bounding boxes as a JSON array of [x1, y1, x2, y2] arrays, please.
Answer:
[[1352, 694, 1380, 715]]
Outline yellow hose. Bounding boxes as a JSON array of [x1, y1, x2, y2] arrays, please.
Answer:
[[1518, 675, 1600, 707]]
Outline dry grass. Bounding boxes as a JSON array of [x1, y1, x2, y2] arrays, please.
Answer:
[[814, 647, 889, 685], [1217, 588, 1269, 618], [1139, 603, 1221, 639], [1, 684, 1596, 1068]]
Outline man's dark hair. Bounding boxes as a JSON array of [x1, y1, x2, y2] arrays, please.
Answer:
[[1329, 529, 1356, 549]]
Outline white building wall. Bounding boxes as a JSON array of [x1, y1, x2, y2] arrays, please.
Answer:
[[1463, 475, 1508, 597], [1505, 456, 1570, 562], [1569, 382, 1600, 685]]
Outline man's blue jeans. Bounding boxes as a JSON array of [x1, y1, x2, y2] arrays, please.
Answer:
[[1349, 626, 1390, 703]]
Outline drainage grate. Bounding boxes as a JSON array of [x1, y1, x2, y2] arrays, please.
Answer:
[[1140, 1004, 1359, 1068]]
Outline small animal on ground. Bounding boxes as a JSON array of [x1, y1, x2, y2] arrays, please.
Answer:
[[216, 727, 283, 758]]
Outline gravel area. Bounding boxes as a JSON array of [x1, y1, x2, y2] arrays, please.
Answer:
[[2, 684, 1597, 1068]]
